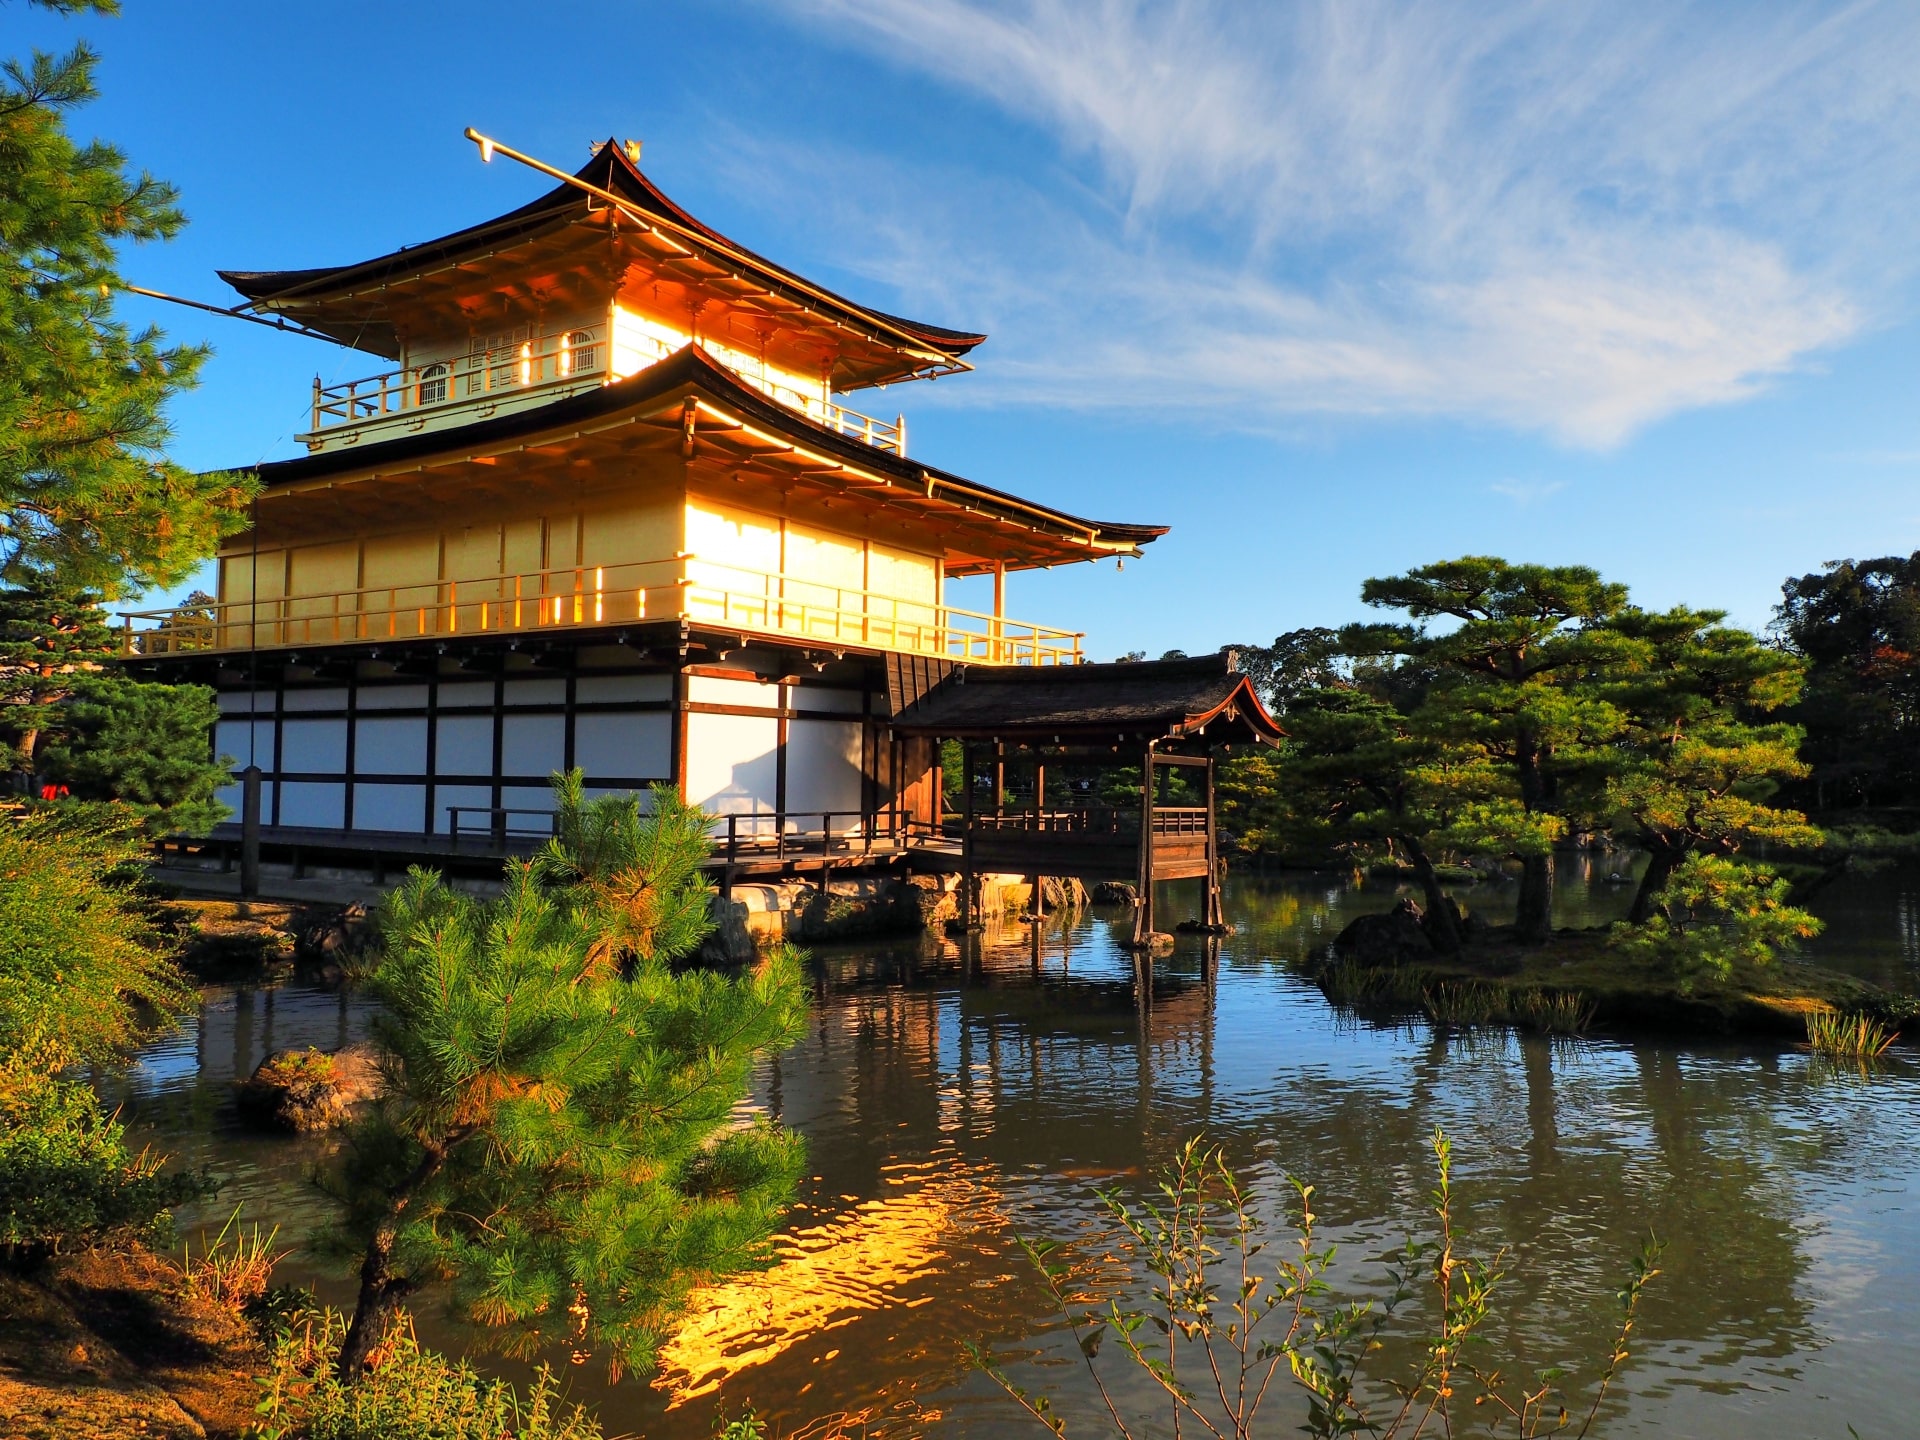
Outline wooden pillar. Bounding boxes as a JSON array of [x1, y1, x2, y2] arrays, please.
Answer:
[[1204, 755, 1222, 929], [1132, 743, 1156, 948], [959, 739, 976, 930], [993, 741, 1005, 819], [240, 764, 262, 899], [1027, 750, 1047, 924], [991, 561, 1006, 663]]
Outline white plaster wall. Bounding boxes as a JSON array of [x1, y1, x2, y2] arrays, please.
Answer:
[[279, 781, 345, 828], [786, 718, 863, 831], [434, 715, 493, 775], [354, 783, 425, 833], [354, 716, 427, 774], [281, 719, 346, 774], [685, 712, 779, 820], [215, 719, 274, 769], [501, 714, 565, 777], [575, 712, 671, 781]]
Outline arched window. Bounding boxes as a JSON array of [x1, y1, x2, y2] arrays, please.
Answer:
[[416, 362, 449, 405], [562, 329, 598, 377]]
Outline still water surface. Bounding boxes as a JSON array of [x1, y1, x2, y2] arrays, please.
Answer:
[[109, 863, 1920, 1439]]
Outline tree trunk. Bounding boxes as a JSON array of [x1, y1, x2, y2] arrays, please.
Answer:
[[1627, 843, 1681, 925], [1403, 837, 1464, 954], [334, 1138, 456, 1379], [1513, 740, 1555, 943], [1515, 853, 1554, 943]]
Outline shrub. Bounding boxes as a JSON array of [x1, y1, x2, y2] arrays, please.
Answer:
[[252, 1305, 602, 1440], [0, 804, 192, 1068], [0, 1056, 211, 1257], [1608, 854, 1820, 988]]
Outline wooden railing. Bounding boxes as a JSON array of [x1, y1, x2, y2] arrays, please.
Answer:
[[313, 325, 906, 455], [119, 558, 1083, 665], [970, 806, 1209, 836], [311, 323, 605, 432]]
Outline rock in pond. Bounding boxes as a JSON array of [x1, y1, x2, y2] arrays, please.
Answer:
[[236, 1044, 378, 1132], [1331, 899, 1435, 967]]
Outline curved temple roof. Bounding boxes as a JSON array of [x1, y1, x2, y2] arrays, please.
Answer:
[[217, 141, 986, 386], [237, 343, 1166, 574]]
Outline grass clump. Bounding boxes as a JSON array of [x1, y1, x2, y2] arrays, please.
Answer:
[[182, 1206, 287, 1313], [252, 1305, 603, 1440], [1805, 1010, 1897, 1060]]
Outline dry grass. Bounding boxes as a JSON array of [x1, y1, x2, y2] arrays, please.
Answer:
[[180, 1207, 287, 1313]]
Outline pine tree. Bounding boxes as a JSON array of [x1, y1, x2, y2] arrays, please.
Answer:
[[1597, 606, 1821, 922], [0, 584, 114, 773], [1, 1, 253, 593], [326, 773, 808, 1379], [0, 586, 229, 832], [1342, 558, 1631, 943], [37, 672, 228, 834]]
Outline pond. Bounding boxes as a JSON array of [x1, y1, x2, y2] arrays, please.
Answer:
[[105, 863, 1920, 1439]]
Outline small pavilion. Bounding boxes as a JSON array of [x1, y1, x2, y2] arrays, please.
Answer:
[[890, 654, 1284, 946]]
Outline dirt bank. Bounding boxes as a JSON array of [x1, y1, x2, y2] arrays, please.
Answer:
[[0, 1247, 264, 1440]]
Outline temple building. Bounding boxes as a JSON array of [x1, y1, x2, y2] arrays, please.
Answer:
[[125, 136, 1280, 935]]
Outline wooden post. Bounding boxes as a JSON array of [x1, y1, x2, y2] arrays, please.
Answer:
[[959, 739, 976, 930], [1204, 755, 1222, 929], [993, 741, 1005, 819], [1132, 743, 1155, 948], [991, 561, 1006, 662], [240, 764, 262, 899]]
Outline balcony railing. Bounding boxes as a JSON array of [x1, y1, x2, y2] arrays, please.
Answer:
[[309, 325, 908, 456], [119, 558, 1083, 665], [310, 324, 606, 433]]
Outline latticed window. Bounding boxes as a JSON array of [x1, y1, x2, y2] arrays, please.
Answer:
[[417, 362, 449, 405], [563, 330, 598, 376]]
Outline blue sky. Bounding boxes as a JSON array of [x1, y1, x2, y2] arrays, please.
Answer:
[[21, 0, 1920, 657]]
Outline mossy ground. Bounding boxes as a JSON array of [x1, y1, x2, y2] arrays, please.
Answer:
[[1303, 928, 1919, 1040]]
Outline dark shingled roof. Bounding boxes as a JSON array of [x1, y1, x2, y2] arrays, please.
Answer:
[[219, 142, 987, 364], [890, 653, 1283, 745]]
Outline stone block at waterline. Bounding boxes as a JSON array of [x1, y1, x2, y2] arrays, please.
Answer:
[[699, 873, 976, 960]]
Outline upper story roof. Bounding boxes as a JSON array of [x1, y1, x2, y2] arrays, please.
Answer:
[[217, 142, 986, 392], [238, 342, 1166, 576]]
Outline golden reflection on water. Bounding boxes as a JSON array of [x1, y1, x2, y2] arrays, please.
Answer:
[[652, 1151, 1012, 1413]]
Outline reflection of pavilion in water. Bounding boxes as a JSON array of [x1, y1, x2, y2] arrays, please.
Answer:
[[648, 922, 1221, 1420]]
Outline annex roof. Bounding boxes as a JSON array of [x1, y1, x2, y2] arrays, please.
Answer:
[[235, 343, 1165, 575], [217, 142, 985, 389], [888, 653, 1284, 745]]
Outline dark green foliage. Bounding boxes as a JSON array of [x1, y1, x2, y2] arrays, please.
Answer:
[[0, 584, 115, 771], [1774, 553, 1920, 809], [38, 672, 228, 833], [325, 773, 808, 1380], [0, 805, 191, 1064], [0, 1060, 210, 1255], [254, 1304, 603, 1440], [1, 2, 253, 592], [0, 799, 206, 1256], [0, 586, 231, 831]]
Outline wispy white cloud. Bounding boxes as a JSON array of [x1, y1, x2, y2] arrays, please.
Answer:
[[742, 0, 1920, 446], [1488, 477, 1569, 507]]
